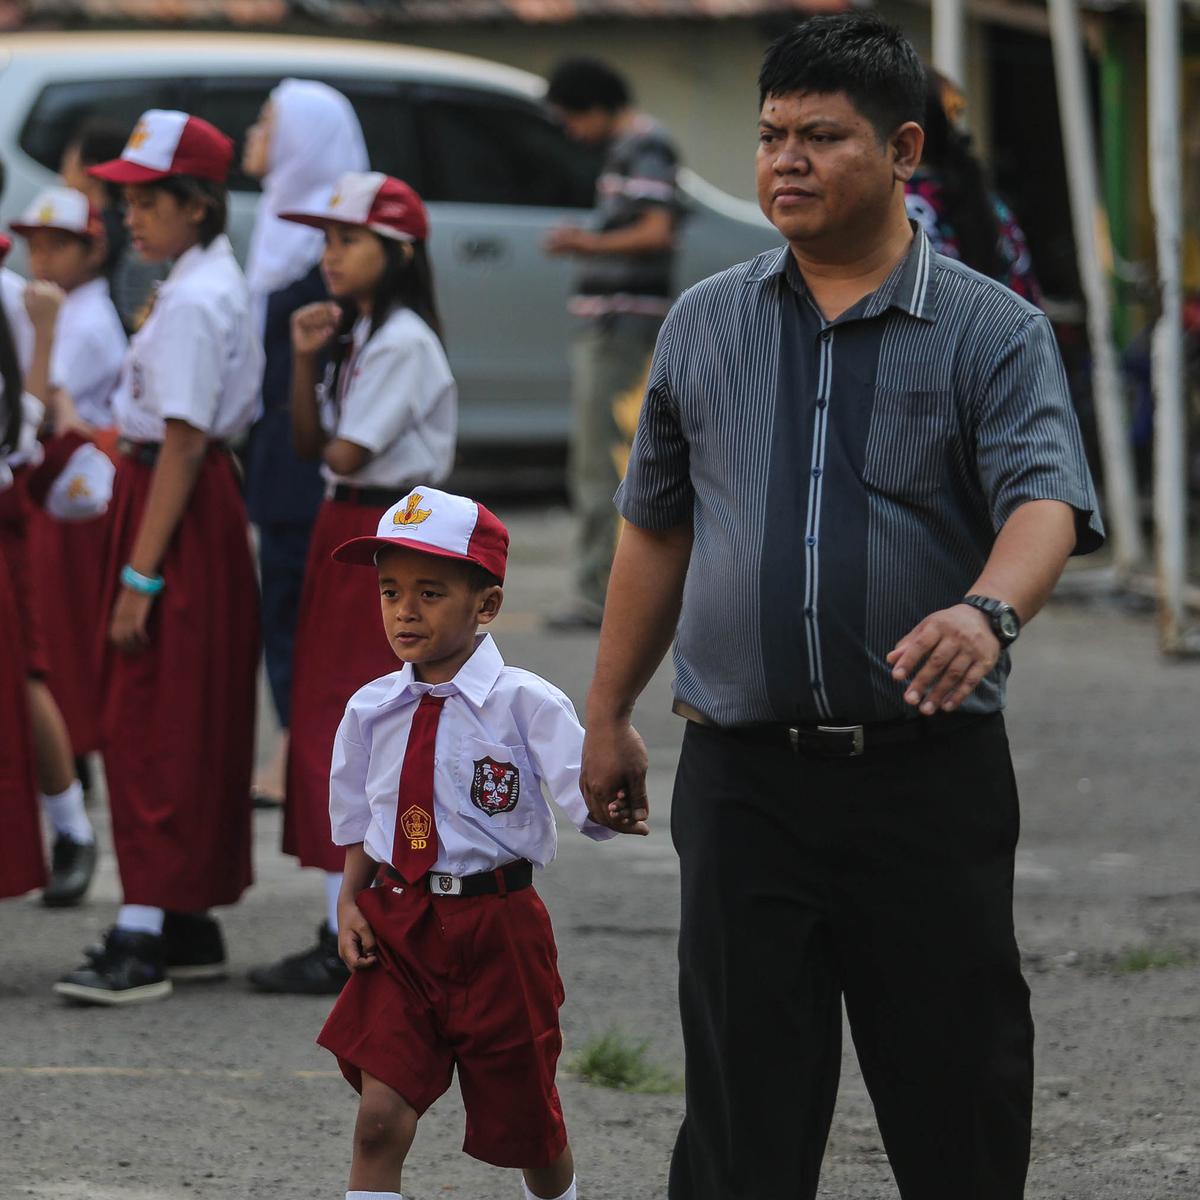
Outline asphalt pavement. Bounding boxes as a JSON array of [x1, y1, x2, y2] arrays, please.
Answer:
[[1, 504, 1197, 1199]]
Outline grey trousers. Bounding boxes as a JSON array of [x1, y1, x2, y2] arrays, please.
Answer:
[[567, 315, 661, 611]]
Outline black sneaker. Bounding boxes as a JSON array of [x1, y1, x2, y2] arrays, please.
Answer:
[[41, 835, 98, 908], [163, 911, 228, 981], [247, 923, 349, 995], [53, 928, 172, 1006]]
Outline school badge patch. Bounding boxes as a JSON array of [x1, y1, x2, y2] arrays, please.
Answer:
[[470, 757, 520, 817]]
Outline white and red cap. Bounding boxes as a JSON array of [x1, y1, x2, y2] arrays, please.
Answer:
[[332, 485, 508, 582], [278, 171, 429, 243], [26, 432, 115, 522], [11, 187, 103, 241], [88, 109, 233, 185]]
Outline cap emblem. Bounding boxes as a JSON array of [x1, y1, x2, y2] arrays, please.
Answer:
[[329, 191, 342, 209], [37, 203, 55, 223], [126, 122, 150, 151], [393, 493, 432, 527]]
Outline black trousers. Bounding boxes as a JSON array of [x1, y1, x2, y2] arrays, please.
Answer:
[[667, 714, 1033, 1200]]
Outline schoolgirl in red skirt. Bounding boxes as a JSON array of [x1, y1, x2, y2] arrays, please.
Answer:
[[247, 171, 456, 993], [54, 110, 263, 1005]]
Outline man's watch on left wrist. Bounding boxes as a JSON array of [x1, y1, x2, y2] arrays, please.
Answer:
[[962, 594, 1021, 645]]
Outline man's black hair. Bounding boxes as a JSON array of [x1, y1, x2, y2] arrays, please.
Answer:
[[758, 13, 926, 141], [546, 57, 631, 114]]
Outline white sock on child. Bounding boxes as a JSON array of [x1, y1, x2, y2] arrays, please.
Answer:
[[522, 1176, 577, 1200], [324, 871, 344, 933], [41, 781, 94, 844], [116, 905, 164, 936], [345, 1192, 402, 1199]]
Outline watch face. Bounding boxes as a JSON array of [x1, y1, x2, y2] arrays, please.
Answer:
[[998, 610, 1020, 641]]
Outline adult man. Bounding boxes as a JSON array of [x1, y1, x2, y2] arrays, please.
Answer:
[[543, 57, 680, 630], [582, 14, 1103, 1200]]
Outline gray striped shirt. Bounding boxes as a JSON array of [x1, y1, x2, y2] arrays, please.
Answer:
[[615, 226, 1104, 726]]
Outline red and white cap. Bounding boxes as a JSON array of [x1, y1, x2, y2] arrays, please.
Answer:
[[278, 171, 429, 243], [88, 109, 233, 185], [11, 187, 103, 241], [332, 485, 508, 582], [26, 432, 115, 522]]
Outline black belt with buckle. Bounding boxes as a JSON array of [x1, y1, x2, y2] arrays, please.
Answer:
[[379, 859, 533, 897], [329, 483, 406, 507], [719, 712, 985, 759]]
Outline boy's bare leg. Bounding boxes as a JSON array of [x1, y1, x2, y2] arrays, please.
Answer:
[[523, 1145, 576, 1199], [28, 679, 76, 794], [348, 1073, 419, 1193]]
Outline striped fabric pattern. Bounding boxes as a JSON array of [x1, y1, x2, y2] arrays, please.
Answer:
[[616, 226, 1104, 727]]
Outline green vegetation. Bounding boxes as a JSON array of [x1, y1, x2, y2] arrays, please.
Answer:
[[1112, 945, 1197, 973], [571, 1028, 682, 1094]]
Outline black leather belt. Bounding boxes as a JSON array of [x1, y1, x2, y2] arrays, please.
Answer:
[[713, 712, 986, 759], [329, 483, 403, 507], [379, 859, 533, 897]]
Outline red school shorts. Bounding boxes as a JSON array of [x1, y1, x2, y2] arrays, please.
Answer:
[[317, 878, 568, 1169]]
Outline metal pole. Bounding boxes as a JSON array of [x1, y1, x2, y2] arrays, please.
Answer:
[[1047, 0, 1145, 579], [1146, 0, 1193, 651], [932, 0, 968, 88]]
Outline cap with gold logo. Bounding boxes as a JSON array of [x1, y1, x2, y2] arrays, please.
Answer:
[[331, 485, 508, 582], [88, 109, 233, 185], [11, 187, 103, 242], [278, 171, 428, 243]]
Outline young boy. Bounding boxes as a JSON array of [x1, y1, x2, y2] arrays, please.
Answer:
[[317, 484, 644, 1200]]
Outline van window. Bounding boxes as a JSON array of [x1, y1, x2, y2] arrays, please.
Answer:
[[416, 87, 599, 209], [186, 77, 424, 195], [18, 78, 183, 172]]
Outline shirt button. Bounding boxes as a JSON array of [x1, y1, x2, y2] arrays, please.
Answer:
[[804, 606, 815, 618], [812, 678, 823, 690], [806, 535, 817, 547], [812, 468, 822, 479], [817, 399, 828, 410]]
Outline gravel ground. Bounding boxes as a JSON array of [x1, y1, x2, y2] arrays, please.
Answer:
[[1, 505, 1197, 1199]]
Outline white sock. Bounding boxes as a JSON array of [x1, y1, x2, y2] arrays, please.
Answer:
[[116, 904, 164, 936], [41, 780, 94, 844], [325, 871, 344, 934], [522, 1176, 576, 1200], [346, 1193, 402, 1199]]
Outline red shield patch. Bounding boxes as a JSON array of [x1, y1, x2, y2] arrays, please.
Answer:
[[471, 756, 521, 817]]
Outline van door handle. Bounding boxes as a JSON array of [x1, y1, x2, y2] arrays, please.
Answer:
[[456, 236, 508, 264]]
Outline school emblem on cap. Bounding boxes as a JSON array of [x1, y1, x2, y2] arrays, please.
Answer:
[[470, 757, 520, 817], [393, 492, 432, 527], [126, 121, 150, 150], [37, 203, 55, 223], [329, 191, 342, 209], [401, 804, 431, 850]]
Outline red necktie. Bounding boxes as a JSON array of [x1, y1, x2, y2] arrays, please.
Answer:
[[391, 693, 446, 883]]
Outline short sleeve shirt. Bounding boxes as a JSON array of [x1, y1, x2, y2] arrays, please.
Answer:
[[112, 236, 264, 442], [50, 277, 127, 428], [616, 226, 1105, 726], [1, 269, 34, 375], [318, 306, 457, 490]]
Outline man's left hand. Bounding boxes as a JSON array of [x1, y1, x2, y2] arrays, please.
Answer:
[[543, 225, 593, 256], [886, 604, 1001, 715]]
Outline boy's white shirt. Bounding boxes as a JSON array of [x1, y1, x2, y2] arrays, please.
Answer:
[[111, 235, 263, 442], [330, 633, 615, 877], [317, 306, 456, 490], [49, 276, 126, 428]]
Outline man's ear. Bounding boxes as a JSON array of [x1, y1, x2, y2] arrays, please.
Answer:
[[891, 121, 924, 183], [477, 586, 504, 625]]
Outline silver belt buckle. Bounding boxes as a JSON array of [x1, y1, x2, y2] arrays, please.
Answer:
[[429, 872, 462, 896], [817, 724, 866, 756]]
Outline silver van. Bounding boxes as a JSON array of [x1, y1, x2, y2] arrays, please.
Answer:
[[0, 33, 780, 457]]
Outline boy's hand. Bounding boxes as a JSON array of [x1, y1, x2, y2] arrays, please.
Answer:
[[337, 901, 379, 971], [291, 301, 340, 356], [605, 791, 650, 836]]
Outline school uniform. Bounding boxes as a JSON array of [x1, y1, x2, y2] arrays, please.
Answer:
[[284, 305, 456, 872], [28, 276, 126, 754], [317, 631, 613, 1168], [0, 268, 34, 373], [99, 233, 263, 912]]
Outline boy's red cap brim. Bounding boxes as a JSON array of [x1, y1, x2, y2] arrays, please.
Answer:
[[332, 536, 504, 581]]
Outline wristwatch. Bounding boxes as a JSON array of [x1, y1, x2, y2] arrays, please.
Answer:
[[962, 594, 1021, 646]]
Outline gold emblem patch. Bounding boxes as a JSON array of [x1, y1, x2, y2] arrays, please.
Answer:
[[393, 493, 432, 527], [401, 804, 431, 849], [37, 204, 56, 224], [126, 122, 150, 150], [66, 477, 92, 500]]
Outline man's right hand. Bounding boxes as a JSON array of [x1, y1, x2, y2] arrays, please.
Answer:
[[581, 717, 650, 833], [337, 902, 378, 971]]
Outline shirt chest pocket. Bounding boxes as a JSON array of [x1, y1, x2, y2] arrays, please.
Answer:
[[456, 736, 535, 829], [862, 387, 954, 501]]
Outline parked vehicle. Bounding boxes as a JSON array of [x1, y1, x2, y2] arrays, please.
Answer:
[[0, 33, 780, 457]]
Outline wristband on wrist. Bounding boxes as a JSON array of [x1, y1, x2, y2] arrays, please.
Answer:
[[120, 564, 165, 596]]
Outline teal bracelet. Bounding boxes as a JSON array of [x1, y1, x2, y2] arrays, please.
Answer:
[[120, 564, 165, 596]]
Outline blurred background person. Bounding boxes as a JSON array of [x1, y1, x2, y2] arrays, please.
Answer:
[[240, 79, 368, 809], [543, 57, 681, 631], [905, 66, 1042, 305]]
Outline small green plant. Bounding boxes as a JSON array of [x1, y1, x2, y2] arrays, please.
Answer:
[[1113, 945, 1197, 973], [571, 1028, 682, 1094]]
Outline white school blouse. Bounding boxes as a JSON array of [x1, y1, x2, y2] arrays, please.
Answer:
[[50, 277, 126, 428], [318, 306, 456, 491], [111, 236, 263, 442], [0, 268, 34, 374], [329, 634, 614, 877]]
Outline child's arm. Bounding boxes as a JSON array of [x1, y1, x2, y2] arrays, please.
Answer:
[[289, 300, 339, 459], [22, 280, 63, 410], [109, 416, 209, 653], [337, 844, 380, 971]]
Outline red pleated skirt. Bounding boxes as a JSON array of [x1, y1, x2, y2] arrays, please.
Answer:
[[29, 504, 109, 755], [0, 537, 44, 899], [99, 451, 259, 910], [285, 498, 399, 871], [0, 469, 49, 678]]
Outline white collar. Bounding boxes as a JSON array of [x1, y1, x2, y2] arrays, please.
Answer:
[[378, 633, 505, 709]]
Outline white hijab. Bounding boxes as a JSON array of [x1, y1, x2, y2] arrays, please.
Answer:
[[245, 79, 369, 329]]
